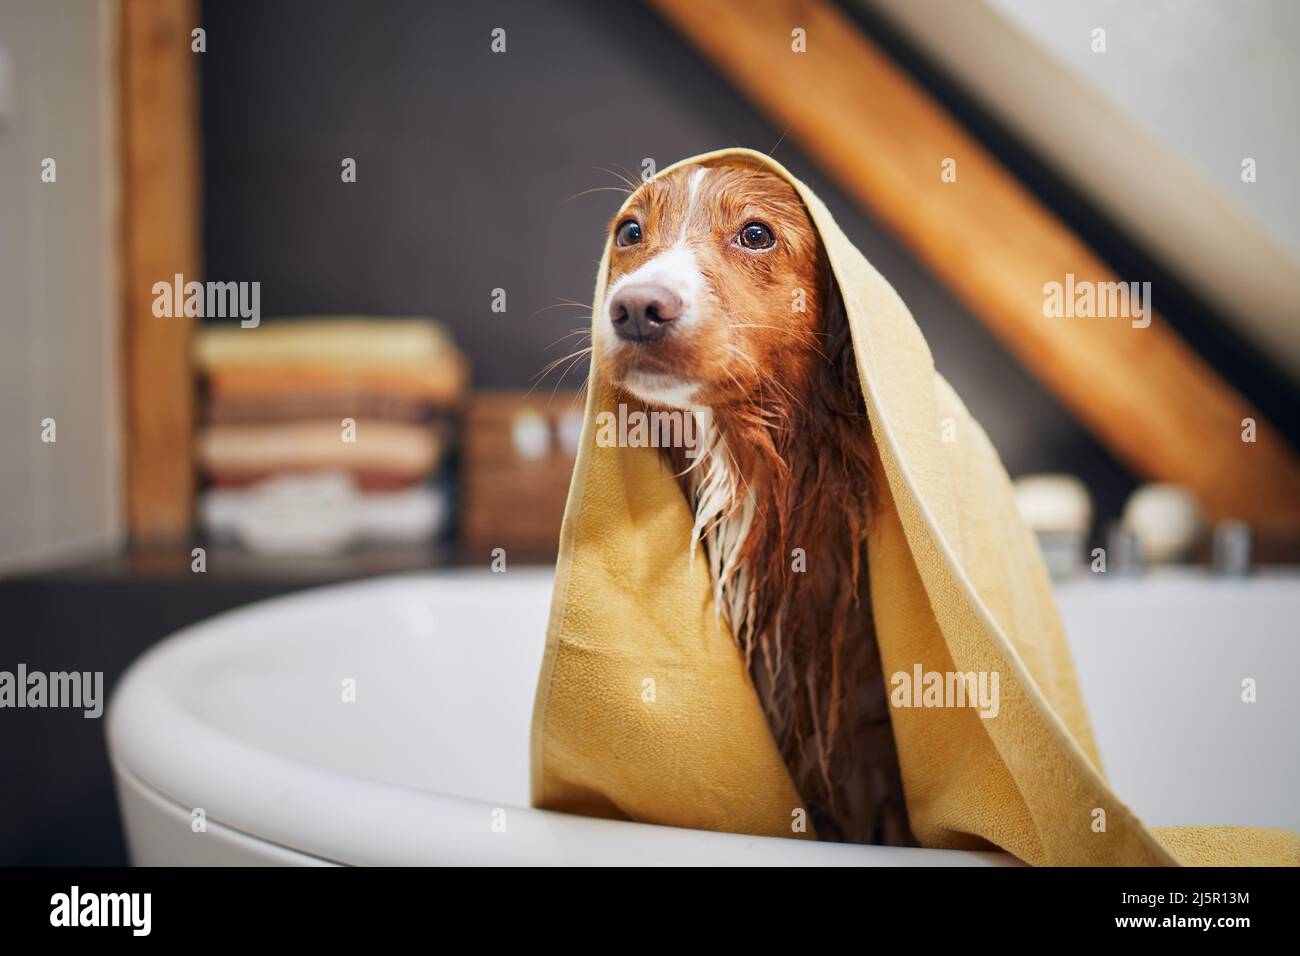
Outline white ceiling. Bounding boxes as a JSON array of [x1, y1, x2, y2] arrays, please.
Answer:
[[863, 0, 1300, 382]]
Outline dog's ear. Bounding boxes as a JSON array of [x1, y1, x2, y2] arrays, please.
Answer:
[[820, 267, 878, 506], [821, 272, 855, 388]]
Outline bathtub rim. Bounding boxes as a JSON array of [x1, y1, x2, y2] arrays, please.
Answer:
[[105, 569, 1017, 866]]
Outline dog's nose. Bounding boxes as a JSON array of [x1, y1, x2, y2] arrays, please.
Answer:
[[609, 284, 683, 343]]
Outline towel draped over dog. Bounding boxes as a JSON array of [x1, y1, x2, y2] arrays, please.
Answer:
[[530, 148, 1298, 865]]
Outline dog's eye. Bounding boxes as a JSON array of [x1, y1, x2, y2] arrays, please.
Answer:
[[615, 219, 642, 247], [739, 222, 776, 250]]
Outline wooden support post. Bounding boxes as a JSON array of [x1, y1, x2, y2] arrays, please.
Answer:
[[119, 0, 201, 540]]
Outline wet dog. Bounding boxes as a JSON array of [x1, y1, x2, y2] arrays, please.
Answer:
[[595, 160, 911, 844]]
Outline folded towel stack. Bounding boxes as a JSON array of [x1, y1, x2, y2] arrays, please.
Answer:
[[195, 317, 468, 553]]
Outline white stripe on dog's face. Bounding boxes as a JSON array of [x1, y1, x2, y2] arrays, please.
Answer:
[[681, 167, 707, 242], [600, 168, 712, 355]]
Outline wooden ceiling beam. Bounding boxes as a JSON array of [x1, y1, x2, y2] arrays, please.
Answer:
[[649, 0, 1300, 533]]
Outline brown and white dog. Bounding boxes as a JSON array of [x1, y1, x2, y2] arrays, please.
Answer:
[[595, 160, 913, 845]]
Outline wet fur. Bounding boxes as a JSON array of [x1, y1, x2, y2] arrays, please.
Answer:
[[600, 161, 912, 844]]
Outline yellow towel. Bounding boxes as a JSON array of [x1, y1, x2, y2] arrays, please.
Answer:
[[530, 148, 1299, 866], [207, 364, 465, 406], [196, 317, 460, 371], [197, 318, 469, 407], [197, 420, 441, 487]]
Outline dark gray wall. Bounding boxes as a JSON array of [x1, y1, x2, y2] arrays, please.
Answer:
[[199, 0, 1136, 521]]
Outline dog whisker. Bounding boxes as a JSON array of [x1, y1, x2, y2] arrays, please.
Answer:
[[528, 345, 593, 390], [565, 185, 634, 202], [592, 164, 641, 193]]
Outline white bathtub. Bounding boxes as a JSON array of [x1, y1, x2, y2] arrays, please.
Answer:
[[106, 567, 1299, 865], [1055, 570, 1300, 834]]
